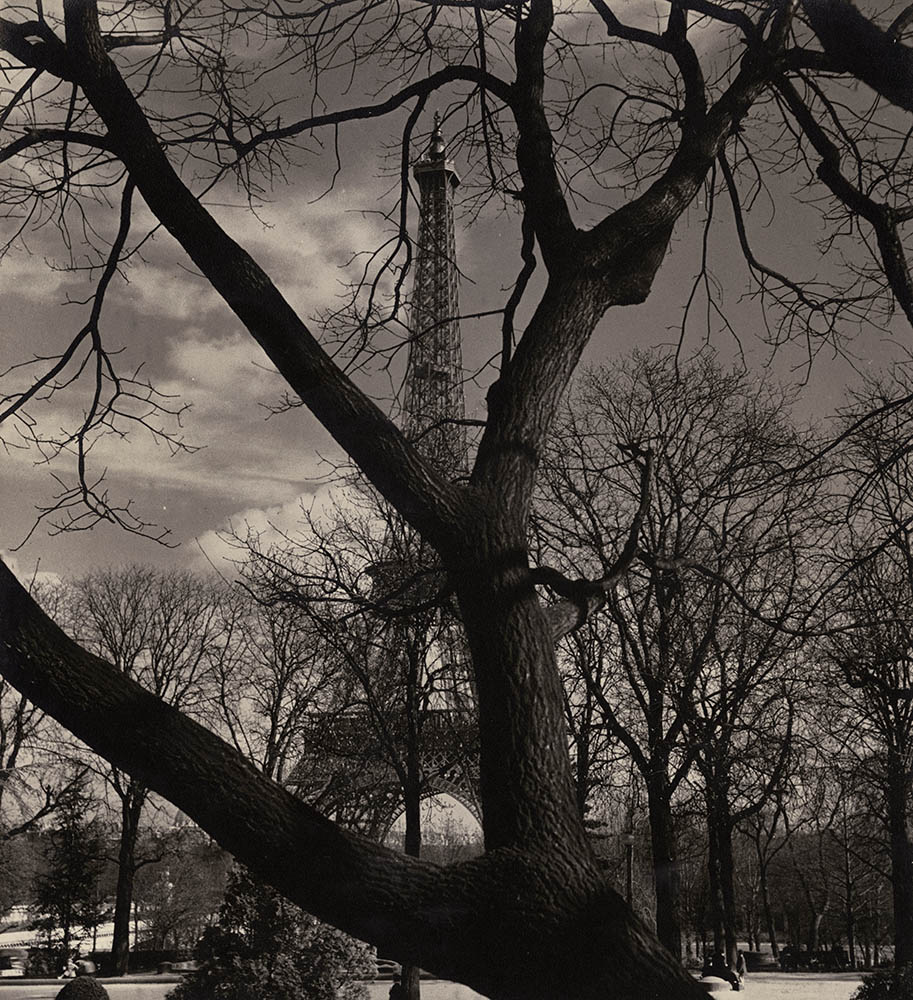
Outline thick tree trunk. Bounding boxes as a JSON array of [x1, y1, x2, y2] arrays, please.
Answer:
[[112, 786, 145, 976], [451, 530, 590, 855], [886, 761, 913, 965], [704, 781, 738, 968], [717, 820, 738, 967], [646, 766, 683, 959], [0, 560, 707, 1000], [706, 807, 724, 955]]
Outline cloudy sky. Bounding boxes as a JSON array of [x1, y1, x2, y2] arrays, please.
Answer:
[[0, 115, 528, 580], [2, 170, 374, 579], [1, 3, 908, 585]]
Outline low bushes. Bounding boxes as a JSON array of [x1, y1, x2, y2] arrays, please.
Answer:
[[853, 966, 913, 1000]]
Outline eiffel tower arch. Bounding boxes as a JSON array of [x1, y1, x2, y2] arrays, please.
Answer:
[[293, 707, 481, 843], [292, 118, 480, 843]]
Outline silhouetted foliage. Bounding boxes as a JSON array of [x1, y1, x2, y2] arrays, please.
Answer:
[[853, 966, 913, 1000], [168, 867, 373, 1000], [30, 787, 108, 962]]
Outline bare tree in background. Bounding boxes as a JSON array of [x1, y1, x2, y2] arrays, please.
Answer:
[[1, 3, 913, 997], [242, 485, 480, 1000], [537, 351, 819, 962], [738, 792, 790, 961], [0, 671, 83, 842], [60, 567, 234, 976], [212, 591, 346, 787]]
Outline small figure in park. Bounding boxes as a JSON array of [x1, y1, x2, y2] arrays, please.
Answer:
[[389, 973, 408, 1000], [735, 950, 747, 979], [59, 953, 78, 979]]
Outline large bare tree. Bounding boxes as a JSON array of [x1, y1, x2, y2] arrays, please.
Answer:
[[537, 352, 817, 962], [1, 3, 912, 998]]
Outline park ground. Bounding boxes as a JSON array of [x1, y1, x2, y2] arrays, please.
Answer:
[[0, 971, 869, 1000]]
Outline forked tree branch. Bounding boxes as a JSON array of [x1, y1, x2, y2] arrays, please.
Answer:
[[0, 17, 76, 81], [801, 0, 913, 112], [543, 447, 653, 641], [233, 65, 513, 159], [773, 73, 913, 330]]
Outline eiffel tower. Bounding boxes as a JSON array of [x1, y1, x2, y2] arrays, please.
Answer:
[[293, 119, 479, 838], [394, 113, 474, 714]]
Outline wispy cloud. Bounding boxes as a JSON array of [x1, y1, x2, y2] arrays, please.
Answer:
[[187, 483, 348, 575]]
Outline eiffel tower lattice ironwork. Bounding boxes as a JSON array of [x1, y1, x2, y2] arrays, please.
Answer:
[[403, 111, 467, 473]]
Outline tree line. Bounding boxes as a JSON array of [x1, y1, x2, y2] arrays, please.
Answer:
[[1, 791, 227, 974], [6, 348, 913, 984], [540, 351, 913, 972], [2, 552, 481, 977]]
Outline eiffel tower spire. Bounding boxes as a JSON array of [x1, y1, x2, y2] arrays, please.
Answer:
[[404, 113, 466, 474]]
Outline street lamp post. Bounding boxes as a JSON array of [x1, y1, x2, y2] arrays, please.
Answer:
[[621, 832, 635, 906]]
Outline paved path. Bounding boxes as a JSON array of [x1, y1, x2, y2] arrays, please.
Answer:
[[0, 971, 867, 1000], [731, 971, 863, 998], [367, 984, 486, 1000]]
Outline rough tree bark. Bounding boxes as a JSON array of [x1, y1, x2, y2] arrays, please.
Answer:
[[646, 761, 683, 960], [0, 559, 706, 1000]]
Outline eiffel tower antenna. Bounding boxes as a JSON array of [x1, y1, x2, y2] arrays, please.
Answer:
[[404, 113, 466, 473]]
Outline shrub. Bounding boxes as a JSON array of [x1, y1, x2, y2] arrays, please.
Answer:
[[852, 966, 913, 1000], [167, 866, 374, 1000], [55, 978, 109, 1000]]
